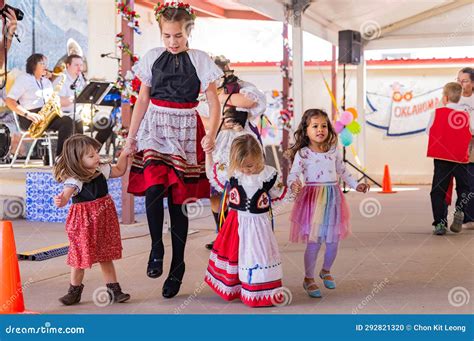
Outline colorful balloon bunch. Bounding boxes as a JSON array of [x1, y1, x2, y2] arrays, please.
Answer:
[[334, 107, 361, 147]]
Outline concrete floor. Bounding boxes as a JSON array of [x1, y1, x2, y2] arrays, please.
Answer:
[[7, 185, 474, 314]]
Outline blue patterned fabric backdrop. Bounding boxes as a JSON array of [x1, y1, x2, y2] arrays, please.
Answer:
[[26, 172, 146, 222]]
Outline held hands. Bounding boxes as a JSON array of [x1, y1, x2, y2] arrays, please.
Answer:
[[291, 179, 303, 195], [124, 137, 138, 155], [356, 183, 370, 193], [201, 135, 215, 153], [116, 147, 134, 159], [53, 192, 68, 208]]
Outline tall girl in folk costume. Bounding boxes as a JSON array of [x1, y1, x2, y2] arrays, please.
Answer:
[[124, 2, 222, 298], [53, 135, 130, 306], [287, 109, 369, 298], [205, 134, 287, 307]]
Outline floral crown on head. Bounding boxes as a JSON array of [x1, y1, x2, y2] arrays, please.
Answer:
[[153, 2, 196, 21]]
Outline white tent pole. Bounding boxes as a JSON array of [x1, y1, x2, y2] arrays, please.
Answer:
[[292, 15, 304, 128], [356, 51, 367, 173], [290, 0, 310, 128]]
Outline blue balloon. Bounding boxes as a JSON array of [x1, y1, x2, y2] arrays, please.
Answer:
[[340, 128, 353, 146]]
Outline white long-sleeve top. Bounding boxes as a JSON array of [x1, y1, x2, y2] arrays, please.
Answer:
[[287, 146, 358, 189], [196, 80, 266, 119]]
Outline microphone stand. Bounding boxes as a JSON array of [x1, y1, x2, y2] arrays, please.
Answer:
[[70, 74, 80, 135]]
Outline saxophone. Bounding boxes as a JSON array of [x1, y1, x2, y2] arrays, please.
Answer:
[[28, 73, 66, 138]]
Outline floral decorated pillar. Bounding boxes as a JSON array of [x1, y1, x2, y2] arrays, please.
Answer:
[[116, 0, 141, 224]]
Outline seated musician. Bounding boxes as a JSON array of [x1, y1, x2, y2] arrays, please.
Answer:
[[55, 54, 114, 147], [5, 53, 74, 156]]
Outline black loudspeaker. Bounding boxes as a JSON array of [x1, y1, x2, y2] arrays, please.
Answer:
[[338, 30, 362, 65]]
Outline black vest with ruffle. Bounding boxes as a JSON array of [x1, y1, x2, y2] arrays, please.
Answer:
[[227, 173, 277, 214]]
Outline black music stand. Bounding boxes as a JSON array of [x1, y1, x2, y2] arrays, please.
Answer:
[[98, 86, 121, 108], [98, 86, 121, 160], [76, 81, 114, 137]]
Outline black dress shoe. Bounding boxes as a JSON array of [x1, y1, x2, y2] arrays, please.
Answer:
[[147, 259, 163, 278], [162, 277, 182, 298], [147, 250, 163, 278], [205, 240, 215, 250]]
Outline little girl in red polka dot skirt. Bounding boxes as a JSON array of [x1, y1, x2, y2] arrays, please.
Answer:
[[53, 135, 131, 306]]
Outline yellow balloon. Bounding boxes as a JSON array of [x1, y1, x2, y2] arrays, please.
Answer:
[[347, 107, 358, 120]]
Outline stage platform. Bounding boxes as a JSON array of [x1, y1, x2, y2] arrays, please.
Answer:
[[0, 163, 146, 222]]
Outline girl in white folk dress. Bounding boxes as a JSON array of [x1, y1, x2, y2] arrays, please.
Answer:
[[205, 134, 287, 307]]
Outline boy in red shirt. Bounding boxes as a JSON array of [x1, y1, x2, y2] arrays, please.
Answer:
[[427, 82, 471, 235]]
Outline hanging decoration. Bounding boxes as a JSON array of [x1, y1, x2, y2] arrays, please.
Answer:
[[114, 31, 140, 104], [116, 0, 142, 34], [279, 36, 293, 88], [257, 115, 277, 139], [279, 98, 293, 130]]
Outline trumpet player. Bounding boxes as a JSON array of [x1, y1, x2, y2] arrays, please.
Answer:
[[5, 53, 74, 156]]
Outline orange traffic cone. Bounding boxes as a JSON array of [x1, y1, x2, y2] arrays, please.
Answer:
[[0, 221, 32, 314], [379, 164, 397, 194]]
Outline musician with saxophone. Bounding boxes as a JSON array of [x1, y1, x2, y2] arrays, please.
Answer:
[[5, 53, 74, 156]]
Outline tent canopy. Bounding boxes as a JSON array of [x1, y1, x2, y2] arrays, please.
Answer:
[[136, 0, 272, 20], [237, 0, 474, 49]]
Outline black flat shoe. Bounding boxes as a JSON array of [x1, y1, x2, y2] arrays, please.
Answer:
[[147, 260, 163, 278], [162, 277, 182, 298], [205, 240, 215, 250], [147, 251, 163, 279]]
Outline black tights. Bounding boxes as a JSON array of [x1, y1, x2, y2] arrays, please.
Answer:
[[145, 185, 188, 280]]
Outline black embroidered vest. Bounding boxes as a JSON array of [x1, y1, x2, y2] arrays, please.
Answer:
[[227, 173, 277, 214]]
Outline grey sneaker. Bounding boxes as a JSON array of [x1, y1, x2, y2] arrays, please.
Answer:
[[449, 211, 464, 233], [433, 223, 447, 235]]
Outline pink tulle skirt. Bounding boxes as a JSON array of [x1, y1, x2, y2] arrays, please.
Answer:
[[290, 184, 350, 243]]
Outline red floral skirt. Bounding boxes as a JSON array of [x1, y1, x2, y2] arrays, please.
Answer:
[[65, 195, 122, 269]]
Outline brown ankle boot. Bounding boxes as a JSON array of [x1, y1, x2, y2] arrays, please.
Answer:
[[106, 282, 130, 303], [59, 283, 84, 306]]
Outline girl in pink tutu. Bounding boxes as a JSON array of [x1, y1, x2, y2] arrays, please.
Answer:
[[53, 135, 131, 306], [286, 109, 369, 298]]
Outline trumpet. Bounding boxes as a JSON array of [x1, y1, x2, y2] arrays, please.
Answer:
[[45, 64, 66, 78]]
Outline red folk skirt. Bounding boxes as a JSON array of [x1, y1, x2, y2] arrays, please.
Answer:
[[65, 195, 122, 269], [205, 210, 283, 307], [128, 99, 210, 204]]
